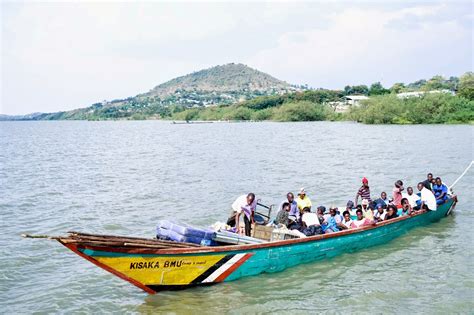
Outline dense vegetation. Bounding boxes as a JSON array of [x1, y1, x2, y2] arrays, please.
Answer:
[[172, 90, 343, 122], [2, 69, 472, 124], [349, 93, 473, 124], [172, 72, 474, 124]]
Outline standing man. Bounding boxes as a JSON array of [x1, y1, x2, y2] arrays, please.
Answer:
[[355, 177, 371, 206], [280, 192, 299, 221], [422, 173, 434, 191], [227, 193, 256, 236], [296, 188, 312, 213]]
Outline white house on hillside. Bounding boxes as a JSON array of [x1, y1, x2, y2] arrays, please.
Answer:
[[397, 89, 455, 99], [345, 95, 369, 106]]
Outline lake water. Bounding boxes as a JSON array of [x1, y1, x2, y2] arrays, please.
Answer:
[[0, 121, 473, 314]]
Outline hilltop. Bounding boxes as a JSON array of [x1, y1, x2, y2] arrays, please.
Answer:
[[147, 63, 291, 98]]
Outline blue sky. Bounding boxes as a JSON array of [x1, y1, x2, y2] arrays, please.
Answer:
[[1, 1, 472, 115]]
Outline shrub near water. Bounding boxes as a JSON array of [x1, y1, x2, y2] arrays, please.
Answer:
[[272, 101, 330, 121], [351, 93, 474, 124]]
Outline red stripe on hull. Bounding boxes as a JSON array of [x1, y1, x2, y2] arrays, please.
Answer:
[[214, 253, 253, 282]]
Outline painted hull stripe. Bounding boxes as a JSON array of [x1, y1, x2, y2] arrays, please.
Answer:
[[202, 253, 246, 283], [214, 253, 253, 282], [190, 254, 235, 284]]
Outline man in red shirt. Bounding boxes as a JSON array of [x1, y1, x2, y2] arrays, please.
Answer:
[[355, 177, 371, 206]]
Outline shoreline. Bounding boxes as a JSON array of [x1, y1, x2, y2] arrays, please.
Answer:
[[1, 118, 473, 125]]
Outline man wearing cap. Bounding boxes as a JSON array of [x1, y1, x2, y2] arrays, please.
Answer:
[[227, 193, 256, 236], [355, 177, 371, 206], [296, 188, 312, 213]]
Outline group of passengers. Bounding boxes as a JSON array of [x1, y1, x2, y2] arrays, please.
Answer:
[[227, 173, 450, 237]]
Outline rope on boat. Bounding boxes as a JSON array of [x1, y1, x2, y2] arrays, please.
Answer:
[[449, 161, 473, 190], [21, 234, 58, 239]]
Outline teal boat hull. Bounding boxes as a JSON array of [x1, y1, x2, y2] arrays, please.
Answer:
[[58, 199, 455, 294]]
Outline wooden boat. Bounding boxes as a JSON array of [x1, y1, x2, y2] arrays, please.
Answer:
[[52, 198, 456, 294]]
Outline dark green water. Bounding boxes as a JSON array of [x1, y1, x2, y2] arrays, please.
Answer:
[[0, 121, 472, 314]]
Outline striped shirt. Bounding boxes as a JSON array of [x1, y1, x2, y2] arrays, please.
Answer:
[[358, 186, 371, 203]]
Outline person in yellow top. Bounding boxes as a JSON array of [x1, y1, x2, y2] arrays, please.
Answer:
[[296, 188, 312, 213], [361, 199, 374, 220]]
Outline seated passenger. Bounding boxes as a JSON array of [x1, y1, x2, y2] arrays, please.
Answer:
[[372, 191, 390, 209], [400, 198, 412, 216], [422, 173, 434, 191], [338, 210, 353, 230], [279, 192, 300, 220], [296, 188, 312, 213], [380, 191, 390, 206], [432, 177, 448, 205], [373, 204, 386, 222], [345, 200, 354, 213], [301, 208, 323, 236], [352, 209, 374, 228], [330, 206, 343, 223], [392, 180, 404, 207], [415, 182, 437, 211], [384, 204, 399, 220], [403, 186, 420, 208], [316, 206, 326, 224], [287, 215, 302, 231], [324, 207, 342, 233], [361, 199, 374, 220], [274, 202, 290, 226]]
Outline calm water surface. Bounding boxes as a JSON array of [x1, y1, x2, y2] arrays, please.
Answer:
[[0, 121, 473, 314]]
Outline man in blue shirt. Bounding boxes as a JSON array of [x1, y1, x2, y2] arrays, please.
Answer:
[[432, 177, 448, 205]]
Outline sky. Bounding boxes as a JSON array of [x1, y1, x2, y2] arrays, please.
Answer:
[[1, 1, 472, 115]]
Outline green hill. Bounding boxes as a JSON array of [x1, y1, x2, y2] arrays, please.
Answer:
[[147, 63, 291, 98], [26, 63, 298, 120]]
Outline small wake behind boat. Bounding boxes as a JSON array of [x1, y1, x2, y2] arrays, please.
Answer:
[[33, 198, 457, 294]]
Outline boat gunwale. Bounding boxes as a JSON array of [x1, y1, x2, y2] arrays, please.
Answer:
[[61, 198, 454, 256]]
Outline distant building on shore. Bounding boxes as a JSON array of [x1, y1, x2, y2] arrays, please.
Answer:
[[396, 89, 455, 99], [329, 95, 369, 113], [344, 95, 369, 106]]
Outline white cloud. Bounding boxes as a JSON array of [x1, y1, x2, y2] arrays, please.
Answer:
[[246, 4, 472, 88]]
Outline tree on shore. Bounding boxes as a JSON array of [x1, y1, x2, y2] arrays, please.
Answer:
[[369, 82, 390, 96], [458, 72, 474, 100]]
